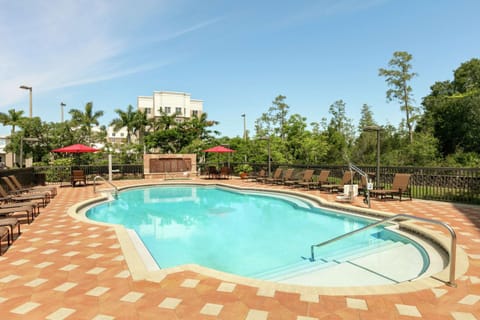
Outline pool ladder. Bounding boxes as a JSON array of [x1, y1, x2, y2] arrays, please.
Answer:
[[93, 176, 119, 198], [310, 214, 457, 287]]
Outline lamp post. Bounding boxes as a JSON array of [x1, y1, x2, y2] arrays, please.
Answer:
[[241, 113, 247, 162], [362, 125, 382, 187], [241, 114, 246, 141], [258, 136, 271, 177], [60, 102, 66, 122], [19, 85, 33, 118]]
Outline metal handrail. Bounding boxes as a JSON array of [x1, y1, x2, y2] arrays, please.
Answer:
[[310, 213, 457, 287], [93, 175, 119, 196], [349, 163, 371, 207]]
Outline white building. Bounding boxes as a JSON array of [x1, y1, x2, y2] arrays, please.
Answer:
[[107, 91, 203, 145], [137, 91, 203, 122], [106, 125, 131, 144]]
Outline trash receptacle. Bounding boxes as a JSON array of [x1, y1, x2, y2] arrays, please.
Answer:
[[34, 173, 46, 185]]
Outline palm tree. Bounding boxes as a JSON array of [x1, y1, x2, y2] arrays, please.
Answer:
[[190, 112, 220, 140], [110, 105, 137, 144], [133, 109, 149, 145], [68, 102, 104, 144], [0, 109, 26, 166], [149, 111, 178, 131]]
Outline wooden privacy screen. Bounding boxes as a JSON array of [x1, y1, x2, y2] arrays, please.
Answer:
[[149, 158, 191, 173]]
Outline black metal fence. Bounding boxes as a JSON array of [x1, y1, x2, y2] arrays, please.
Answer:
[[1, 164, 479, 204], [201, 162, 480, 205]]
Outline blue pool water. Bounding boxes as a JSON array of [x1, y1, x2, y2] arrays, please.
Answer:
[[86, 185, 426, 278]]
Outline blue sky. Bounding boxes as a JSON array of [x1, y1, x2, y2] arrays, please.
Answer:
[[1, 0, 479, 138]]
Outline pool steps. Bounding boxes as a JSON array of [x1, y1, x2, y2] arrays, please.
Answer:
[[253, 238, 415, 283]]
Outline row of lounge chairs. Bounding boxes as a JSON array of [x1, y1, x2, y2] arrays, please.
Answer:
[[0, 175, 57, 255], [249, 168, 412, 201]]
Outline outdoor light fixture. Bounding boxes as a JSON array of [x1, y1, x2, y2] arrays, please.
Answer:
[[362, 125, 383, 187], [241, 114, 246, 141], [19, 85, 33, 118], [60, 102, 66, 122]]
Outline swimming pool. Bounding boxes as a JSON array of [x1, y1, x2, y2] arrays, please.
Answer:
[[85, 185, 442, 286]]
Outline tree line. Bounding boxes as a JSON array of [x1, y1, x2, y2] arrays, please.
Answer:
[[1, 52, 479, 169]]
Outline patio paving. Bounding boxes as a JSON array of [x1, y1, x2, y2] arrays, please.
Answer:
[[0, 178, 479, 319]]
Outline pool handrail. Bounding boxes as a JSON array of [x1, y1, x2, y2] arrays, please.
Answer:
[[310, 213, 457, 287], [93, 175, 119, 197], [349, 163, 371, 208]]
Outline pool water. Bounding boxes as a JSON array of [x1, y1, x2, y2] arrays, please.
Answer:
[[86, 185, 428, 279]]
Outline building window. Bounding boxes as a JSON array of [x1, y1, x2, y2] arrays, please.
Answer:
[[192, 110, 198, 117], [145, 108, 151, 114], [164, 106, 171, 114], [120, 133, 124, 137], [112, 133, 116, 137], [175, 107, 182, 115]]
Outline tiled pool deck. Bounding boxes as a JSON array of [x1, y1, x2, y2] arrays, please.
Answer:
[[0, 178, 479, 319]]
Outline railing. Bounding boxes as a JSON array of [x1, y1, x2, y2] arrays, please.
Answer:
[[310, 214, 457, 287], [93, 175, 119, 197], [349, 163, 371, 207], [217, 163, 480, 204], [23, 163, 480, 204]]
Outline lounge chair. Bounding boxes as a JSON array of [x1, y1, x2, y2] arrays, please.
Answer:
[[2, 176, 52, 199], [299, 170, 330, 190], [0, 205, 34, 224], [370, 173, 412, 201], [275, 168, 294, 185], [0, 216, 20, 244], [246, 169, 263, 182], [0, 201, 39, 217], [284, 169, 314, 187], [254, 169, 267, 183], [0, 226, 10, 255], [264, 168, 283, 184], [0, 184, 49, 208], [321, 171, 354, 193], [71, 170, 87, 186], [8, 175, 57, 197]]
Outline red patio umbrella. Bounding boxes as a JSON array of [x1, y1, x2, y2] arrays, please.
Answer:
[[203, 145, 235, 153], [52, 144, 100, 153], [203, 145, 235, 169]]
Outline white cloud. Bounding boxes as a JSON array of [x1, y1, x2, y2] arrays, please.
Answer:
[[0, 0, 217, 110]]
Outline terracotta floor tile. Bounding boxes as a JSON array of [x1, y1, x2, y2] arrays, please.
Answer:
[[0, 179, 479, 319]]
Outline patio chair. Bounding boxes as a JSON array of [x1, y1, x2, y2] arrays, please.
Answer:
[[206, 166, 219, 179], [321, 171, 354, 193], [0, 201, 40, 217], [71, 170, 87, 186], [275, 168, 295, 185], [370, 173, 412, 201], [254, 169, 267, 183], [0, 226, 10, 255], [2, 176, 52, 199], [0, 205, 34, 224], [0, 184, 49, 208], [298, 170, 330, 189], [219, 167, 231, 179], [284, 169, 314, 187], [8, 175, 57, 197], [264, 168, 283, 184], [0, 216, 20, 244]]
